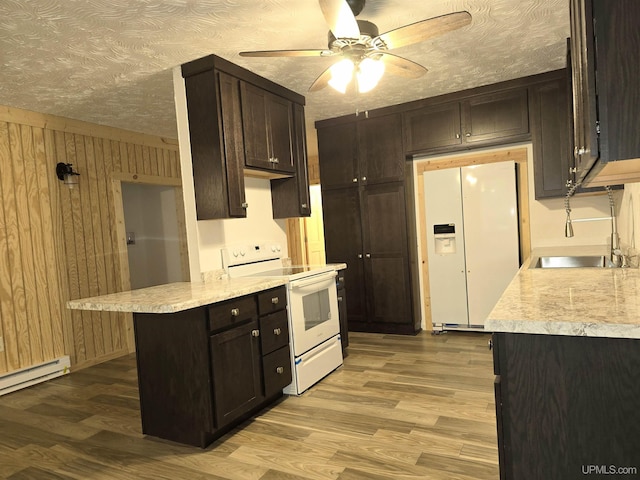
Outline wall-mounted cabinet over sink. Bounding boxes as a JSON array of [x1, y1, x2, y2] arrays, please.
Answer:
[[569, 0, 640, 187], [181, 54, 310, 220]]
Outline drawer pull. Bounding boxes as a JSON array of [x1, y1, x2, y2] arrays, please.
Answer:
[[230, 308, 240, 317], [273, 327, 282, 336], [276, 366, 284, 374], [337, 296, 343, 302], [271, 297, 279, 305], [338, 277, 345, 282], [251, 329, 260, 337]]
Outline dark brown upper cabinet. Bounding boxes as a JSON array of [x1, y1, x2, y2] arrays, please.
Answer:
[[570, 0, 640, 187], [317, 113, 404, 190], [181, 54, 308, 220], [404, 88, 529, 155], [271, 103, 311, 218], [240, 81, 295, 175]]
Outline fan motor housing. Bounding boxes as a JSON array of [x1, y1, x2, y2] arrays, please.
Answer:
[[328, 19, 379, 46]]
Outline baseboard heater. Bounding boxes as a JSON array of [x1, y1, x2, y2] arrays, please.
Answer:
[[0, 356, 71, 396]]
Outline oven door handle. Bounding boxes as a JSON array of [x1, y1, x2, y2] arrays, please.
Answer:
[[290, 271, 337, 289]]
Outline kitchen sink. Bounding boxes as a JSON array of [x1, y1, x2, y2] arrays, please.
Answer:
[[531, 255, 616, 269]]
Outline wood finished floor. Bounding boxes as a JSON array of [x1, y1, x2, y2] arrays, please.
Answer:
[[0, 331, 499, 480]]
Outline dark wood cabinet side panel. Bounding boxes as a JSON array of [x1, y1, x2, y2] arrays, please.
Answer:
[[217, 71, 248, 217], [358, 114, 405, 184], [210, 319, 263, 429], [184, 70, 229, 220], [134, 310, 213, 446], [500, 333, 640, 479], [593, 0, 640, 163]]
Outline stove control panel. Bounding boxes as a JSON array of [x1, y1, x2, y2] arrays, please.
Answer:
[[221, 242, 282, 268]]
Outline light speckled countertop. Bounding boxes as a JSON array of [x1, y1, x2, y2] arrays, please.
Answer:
[[67, 277, 288, 314], [486, 246, 640, 339], [67, 263, 347, 314]]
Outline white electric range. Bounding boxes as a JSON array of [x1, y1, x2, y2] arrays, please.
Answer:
[[222, 243, 343, 395]]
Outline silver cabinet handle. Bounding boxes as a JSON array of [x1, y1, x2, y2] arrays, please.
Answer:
[[338, 277, 345, 282], [465, 133, 471, 137], [365, 253, 371, 258], [362, 176, 367, 181], [301, 203, 308, 209], [456, 133, 461, 139], [251, 329, 260, 337], [271, 297, 279, 305], [276, 366, 284, 374], [352, 178, 358, 183], [337, 296, 343, 302], [273, 327, 282, 336], [358, 254, 363, 259], [272, 157, 279, 164], [241, 202, 248, 209], [230, 308, 240, 317]]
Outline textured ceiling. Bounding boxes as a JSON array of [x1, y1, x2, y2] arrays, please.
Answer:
[[0, 0, 569, 141]]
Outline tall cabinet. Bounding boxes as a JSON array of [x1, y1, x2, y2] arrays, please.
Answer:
[[317, 114, 419, 335]]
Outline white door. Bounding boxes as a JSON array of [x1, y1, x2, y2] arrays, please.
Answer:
[[423, 168, 469, 326], [461, 162, 520, 326]]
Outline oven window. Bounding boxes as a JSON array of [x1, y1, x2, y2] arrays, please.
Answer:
[[302, 288, 331, 330]]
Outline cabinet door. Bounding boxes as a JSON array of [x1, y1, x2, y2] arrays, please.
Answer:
[[570, 0, 599, 181], [218, 71, 248, 216], [317, 122, 358, 189], [267, 94, 295, 174], [361, 183, 413, 328], [461, 89, 529, 144], [403, 102, 462, 153], [210, 319, 263, 429], [240, 82, 272, 170], [321, 187, 367, 327], [530, 75, 571, 199], [271, 103, 311, 218], [358, 114, 405, 184]]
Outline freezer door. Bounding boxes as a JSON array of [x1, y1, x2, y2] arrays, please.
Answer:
[[462, 161, 520, 326]]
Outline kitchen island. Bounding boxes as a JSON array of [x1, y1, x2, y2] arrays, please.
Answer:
[[486, 248, 640, 479], [68, 276, 292, 448]]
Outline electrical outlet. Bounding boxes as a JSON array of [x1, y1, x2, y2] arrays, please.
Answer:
[[0, 336, 4, 353]]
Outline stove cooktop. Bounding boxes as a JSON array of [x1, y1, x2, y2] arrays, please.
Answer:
[[248, 264, 335, 280]]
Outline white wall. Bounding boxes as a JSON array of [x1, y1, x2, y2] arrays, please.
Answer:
[[173, 67, 288, 281], [525, 144, 623, 249]]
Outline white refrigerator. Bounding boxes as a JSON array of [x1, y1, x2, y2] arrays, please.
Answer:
[[423, 161, 520, 330]]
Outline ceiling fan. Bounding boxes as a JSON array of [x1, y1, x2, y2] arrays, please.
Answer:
[[239, 0, 472, 94]]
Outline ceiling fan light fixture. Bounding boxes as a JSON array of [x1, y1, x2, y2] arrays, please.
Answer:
[[356, 57, 385, 93], [328, 58, 354, 93]]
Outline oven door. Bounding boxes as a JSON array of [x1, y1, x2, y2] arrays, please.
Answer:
[[287, 271, 340, 357]]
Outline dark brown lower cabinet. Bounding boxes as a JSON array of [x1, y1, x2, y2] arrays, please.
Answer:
[[322, 183, 418, 335], [133, 287, 291, 448], [492, 332, 640, 479]]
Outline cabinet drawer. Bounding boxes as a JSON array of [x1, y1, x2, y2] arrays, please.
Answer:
[[262, 346, 292, 396], [258, 286, 287, 315], [208, 295, 257, 331], [260, 310, 289, 355]]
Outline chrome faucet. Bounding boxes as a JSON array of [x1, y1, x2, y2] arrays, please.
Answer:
[[564, 183, 622, 267]]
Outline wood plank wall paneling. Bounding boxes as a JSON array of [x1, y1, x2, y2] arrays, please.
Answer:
[[0, 105, 181, 374]]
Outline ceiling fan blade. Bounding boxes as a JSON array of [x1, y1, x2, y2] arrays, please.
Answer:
[[319, 0, 360, 39], [309, 64, 334, 92], [376, 11, 472, 50], [240, 49, 334, 58], [377, 52, 428, 79]]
